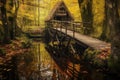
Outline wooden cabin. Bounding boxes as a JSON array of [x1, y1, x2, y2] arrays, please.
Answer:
[[45, 1, 74, 28]]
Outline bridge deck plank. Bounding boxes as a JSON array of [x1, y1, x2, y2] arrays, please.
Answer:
[[53, 28, 110, 50]]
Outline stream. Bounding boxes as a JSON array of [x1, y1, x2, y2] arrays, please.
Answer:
[[18, 40, 69, 80]]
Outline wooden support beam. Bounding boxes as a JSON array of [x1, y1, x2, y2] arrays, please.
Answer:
[[48, 28, 54, 37], [66, 38, 72, 49], [70, 44, 76, 54], [51, 30, 58, 46], [65, 23, 68, 35], [60, 21, 62, 32], [56, 34, 60, 43], [59, 36, 66, 47], [66, 66, 79, 79], [73, 23, 75, 38]]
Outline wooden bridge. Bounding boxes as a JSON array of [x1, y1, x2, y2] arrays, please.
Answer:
[[44, 1, 109, 51], [44, 1, 110, 79], [44, 20, 110, 79], [52, 28, 109, 50], [28, 1, 110, 79], [45, 20, 110, 50]]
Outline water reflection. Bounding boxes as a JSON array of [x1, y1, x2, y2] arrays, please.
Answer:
[[25, 41, 69, 80]]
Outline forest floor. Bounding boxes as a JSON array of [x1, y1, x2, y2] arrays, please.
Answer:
[[0, 38, 30, 65], [0, 37, 34, 79]]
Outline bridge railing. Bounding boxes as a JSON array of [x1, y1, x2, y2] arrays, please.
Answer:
[[55, 20, 81, 32], [45, 20, 91, 37]]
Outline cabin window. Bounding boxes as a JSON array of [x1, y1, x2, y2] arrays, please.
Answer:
[[60, 7, 64, 11]]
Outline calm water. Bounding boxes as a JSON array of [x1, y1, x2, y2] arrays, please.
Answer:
[[18, 41, 69, 80]]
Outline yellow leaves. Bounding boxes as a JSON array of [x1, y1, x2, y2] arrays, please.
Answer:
[[64, 0, 81, 21], [6, 0, 14, 13], [17, 0, 81, 29], [97, 47, 111, 60]]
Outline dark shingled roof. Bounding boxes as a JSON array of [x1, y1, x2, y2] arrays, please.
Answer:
[[45, 1, 74, 21]]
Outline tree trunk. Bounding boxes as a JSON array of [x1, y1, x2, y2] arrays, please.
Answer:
[[78, 0, 93, 35], [0, 0, 10, 43], [108, 0, 120, 58], [7, 0, 20, 39], [14, 0, 20, 37], [100, 0, 111, 41]]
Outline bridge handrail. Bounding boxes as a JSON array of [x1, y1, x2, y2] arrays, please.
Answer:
[[50, 20, 91, 24], [46, 20, 92, 38], [47, 20, 92, 31]]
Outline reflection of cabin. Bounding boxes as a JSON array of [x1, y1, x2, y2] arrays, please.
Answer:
[[45, 1, 74, 28]]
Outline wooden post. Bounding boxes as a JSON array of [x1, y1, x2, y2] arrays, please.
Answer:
[[73, 22, 75, 38], [65, 22, 67, 35], [55, 21, 57, 30], [50, 21, 52, 28], [66, 38, 71, 49], [60, 21, 62, 32]]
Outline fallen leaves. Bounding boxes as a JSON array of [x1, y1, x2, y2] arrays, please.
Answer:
[[0, 39, 31, 70], [97, 44, 111, 60]]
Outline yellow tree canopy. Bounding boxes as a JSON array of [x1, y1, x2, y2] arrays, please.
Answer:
[[17, 0, 81, 28]]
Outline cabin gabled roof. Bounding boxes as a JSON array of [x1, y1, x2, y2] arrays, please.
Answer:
[[45, 1, 74, 21]]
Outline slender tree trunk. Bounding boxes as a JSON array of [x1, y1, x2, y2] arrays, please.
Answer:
[[14, 0, 20, 37], [7, 0, 14, 39]]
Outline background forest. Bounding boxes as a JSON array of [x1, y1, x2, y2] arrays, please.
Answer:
[[0, 0, 111, 43]]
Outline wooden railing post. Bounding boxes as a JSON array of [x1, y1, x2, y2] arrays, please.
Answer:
[[60, 21, 62, 32], [50, 21, 52, 28], [73, 22, 75, 38], [65, 22, 67, 35]]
